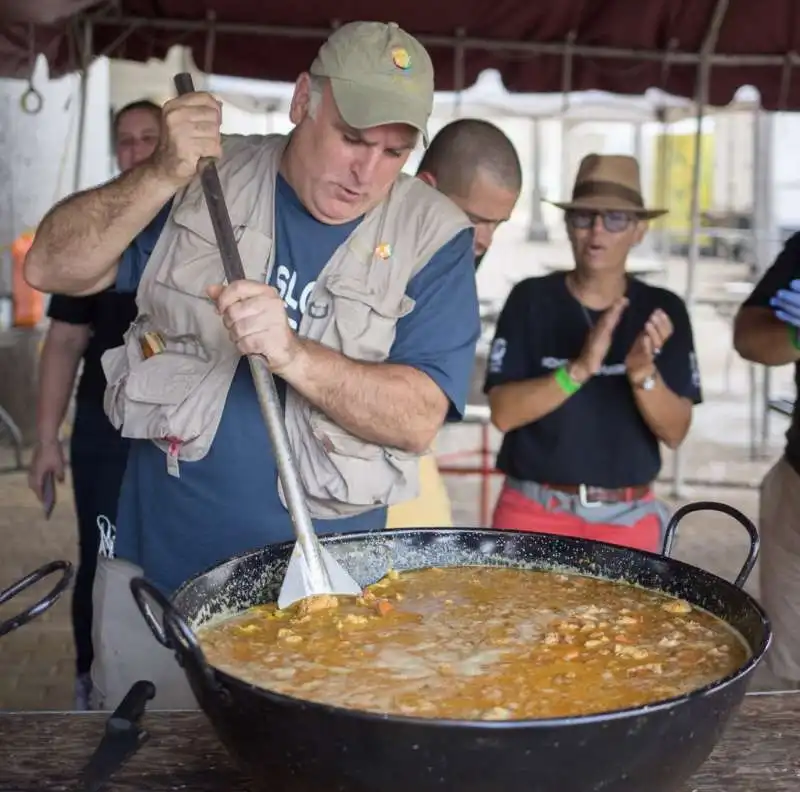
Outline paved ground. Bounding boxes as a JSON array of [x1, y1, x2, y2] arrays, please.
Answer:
[[0, 454, 78, 711], [0, 228, 793, 710]]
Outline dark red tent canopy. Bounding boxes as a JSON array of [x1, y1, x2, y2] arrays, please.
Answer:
[[2, 0, 800, 109]]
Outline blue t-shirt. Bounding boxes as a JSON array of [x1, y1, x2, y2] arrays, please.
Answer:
[[113, 175, 479, 593]]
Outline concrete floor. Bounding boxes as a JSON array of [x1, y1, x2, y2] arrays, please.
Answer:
[[0, 227, 793, 710]]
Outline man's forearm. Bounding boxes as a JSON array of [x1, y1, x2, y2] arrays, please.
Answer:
[[733, 306, 800, 367], [630, 374, 692, 449], [24, 162, 178, 296], [277, 339, 449, 454]]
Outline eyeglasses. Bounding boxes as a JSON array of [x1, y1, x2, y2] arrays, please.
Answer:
[[567, 210, 636, 233]]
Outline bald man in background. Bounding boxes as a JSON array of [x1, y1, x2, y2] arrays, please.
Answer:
[[387, 119, 522, 529]]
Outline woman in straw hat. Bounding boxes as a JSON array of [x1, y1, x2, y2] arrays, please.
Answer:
[[482, 154, 703, 551]]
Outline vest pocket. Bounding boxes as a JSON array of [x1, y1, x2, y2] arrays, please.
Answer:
[[304, 410, 420, 507], [124, 353, 216, 448], [102, 319, 220, 460], [114, 352, 214, 447], [325, 275, 415, 362]]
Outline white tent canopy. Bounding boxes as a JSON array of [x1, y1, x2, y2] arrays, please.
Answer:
[[207, 66, 760, 124], [107, 45, 760, 127]]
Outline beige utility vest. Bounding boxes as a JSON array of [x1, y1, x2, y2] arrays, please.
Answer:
[[101, 133, 471, 519]]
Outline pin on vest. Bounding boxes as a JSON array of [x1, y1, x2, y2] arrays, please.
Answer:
[[375, 242, 393, 260]]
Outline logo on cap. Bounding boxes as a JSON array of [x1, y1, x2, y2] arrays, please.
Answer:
[[375, 242, 393, 260], [391, 47, 411, 71]]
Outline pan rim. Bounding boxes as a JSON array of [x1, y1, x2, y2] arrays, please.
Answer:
[[170, 527, 771, 729]]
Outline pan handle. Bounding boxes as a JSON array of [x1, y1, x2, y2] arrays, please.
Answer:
[[129, 577, 224, 695], [661, 500, 759, 589], [0, 560, 74, 638]]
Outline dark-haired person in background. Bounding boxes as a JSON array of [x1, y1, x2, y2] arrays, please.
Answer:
[[417, 118, 521, 270], [27, 99, 167, 710], [387, 118, 521, 529]]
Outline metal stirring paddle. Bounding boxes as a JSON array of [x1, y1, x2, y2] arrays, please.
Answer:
[[173, 73, 362, 609]]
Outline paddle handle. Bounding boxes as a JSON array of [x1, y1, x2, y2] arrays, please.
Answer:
[[173, 72, 330, 592]]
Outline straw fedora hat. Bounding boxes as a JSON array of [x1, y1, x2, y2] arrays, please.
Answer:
[[547, 154, 668, 218]]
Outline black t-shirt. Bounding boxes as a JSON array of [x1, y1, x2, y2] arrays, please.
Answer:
[[47, 288, 138, 407], [742, 231, 800, 471], [483, 272, 703, 488]]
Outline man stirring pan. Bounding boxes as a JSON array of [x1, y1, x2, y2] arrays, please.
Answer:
[[386, 118, 521, 529], [484, 154, 702, 551], [24, 21, 480, 709]]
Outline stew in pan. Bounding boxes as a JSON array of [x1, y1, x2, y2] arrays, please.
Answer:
[[197, 566, 749, 721]]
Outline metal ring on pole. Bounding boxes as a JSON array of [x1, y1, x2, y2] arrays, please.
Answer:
[[21, 23, 43, 115], [20, 83, 44, 115]]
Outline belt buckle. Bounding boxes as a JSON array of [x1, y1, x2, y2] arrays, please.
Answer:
[[578, 484, 604, 508]]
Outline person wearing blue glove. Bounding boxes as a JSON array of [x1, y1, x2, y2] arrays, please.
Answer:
[[770, 279, 800, 330], [734, 234, 800, 689]]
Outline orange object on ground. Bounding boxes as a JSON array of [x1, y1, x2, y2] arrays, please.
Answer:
[[11, 231, 43, 327]]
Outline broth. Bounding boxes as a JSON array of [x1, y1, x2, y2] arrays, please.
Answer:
[[197, 566, 749, 721]]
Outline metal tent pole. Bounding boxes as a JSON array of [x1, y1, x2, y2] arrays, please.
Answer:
[[87, 12, 800, 70], [526, 119, 549, 242], [72, 19, 93, 193], [453, 28, 465, 117], [670, 0, 730, 499]]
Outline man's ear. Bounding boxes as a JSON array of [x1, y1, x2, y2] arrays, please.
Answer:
[[289, 73, 311, 125], [417, 170, 437, 189]]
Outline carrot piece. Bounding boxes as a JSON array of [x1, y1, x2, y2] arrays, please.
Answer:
[[376, 599, 394, 616]]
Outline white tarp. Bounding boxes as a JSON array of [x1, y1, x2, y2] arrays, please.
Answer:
[[207, 66, 759, 124]]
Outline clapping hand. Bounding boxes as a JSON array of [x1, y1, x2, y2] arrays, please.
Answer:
[[625, 309, 673, 381], [572, 297, 628, 380]]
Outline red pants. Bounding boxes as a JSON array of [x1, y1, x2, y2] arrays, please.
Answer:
[[491, 485, 662, 553]]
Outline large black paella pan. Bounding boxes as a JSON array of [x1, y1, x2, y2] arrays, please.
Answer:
[[131, 501, 770, 792]]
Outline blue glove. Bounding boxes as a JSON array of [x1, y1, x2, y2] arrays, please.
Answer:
[[770, 280, 800, 328]]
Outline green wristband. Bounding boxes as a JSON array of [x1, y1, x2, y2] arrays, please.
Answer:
[[554, 365, 582, 396], [788, 324, 800, 350]]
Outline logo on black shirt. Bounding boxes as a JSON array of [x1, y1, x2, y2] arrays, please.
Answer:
[[488, 338, 507, 373]]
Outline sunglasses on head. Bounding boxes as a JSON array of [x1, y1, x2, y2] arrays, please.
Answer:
[[567, 210, 636, 233]]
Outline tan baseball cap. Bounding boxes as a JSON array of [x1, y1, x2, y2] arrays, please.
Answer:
[[310, 21, 434, 145]]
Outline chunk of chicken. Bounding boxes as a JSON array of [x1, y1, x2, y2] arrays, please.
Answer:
[[296, 594, 339, 616], [661, 599, 692, 614]]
